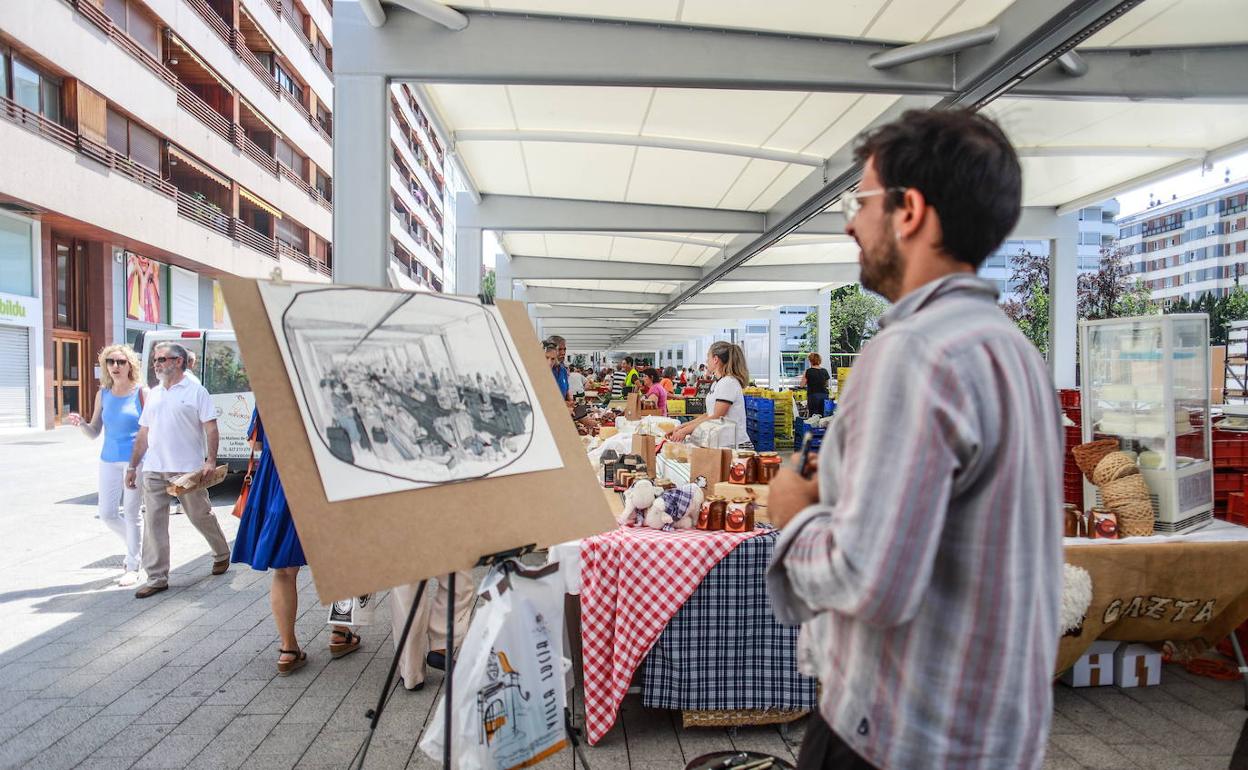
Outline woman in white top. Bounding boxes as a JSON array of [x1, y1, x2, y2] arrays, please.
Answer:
[[668, 341, 753, 450]]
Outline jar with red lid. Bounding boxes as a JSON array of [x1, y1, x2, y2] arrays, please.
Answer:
[[758, 452, 782, 484], [724, 498, 756, 532]]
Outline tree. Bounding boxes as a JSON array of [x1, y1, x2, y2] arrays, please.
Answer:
[[801, 285, 889, 353], [1164, 285, 1248, 345], [1077, 246, 1156, 321], [481, 269, 496, 303], [1001, 248, 1049, 357]]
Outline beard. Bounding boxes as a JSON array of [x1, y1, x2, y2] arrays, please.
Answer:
[[857, 224, 903, 301]]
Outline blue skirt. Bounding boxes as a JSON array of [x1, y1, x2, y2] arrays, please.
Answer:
[[231, 447, 306, 571]]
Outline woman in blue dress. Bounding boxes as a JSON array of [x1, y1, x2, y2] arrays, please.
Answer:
[[232, 409, 362, 674]]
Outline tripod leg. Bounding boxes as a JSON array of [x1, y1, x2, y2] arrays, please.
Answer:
[[444, 572, 456, 770]]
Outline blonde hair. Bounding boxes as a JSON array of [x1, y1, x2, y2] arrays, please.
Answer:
[[707, 341, 749, 388], [98, 344, 141, 389], [808, 352, 822, 367]]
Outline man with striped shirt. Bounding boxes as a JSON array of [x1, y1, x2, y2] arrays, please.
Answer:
[[767, 109, 1063, 770], [610, 358, 631, 400]]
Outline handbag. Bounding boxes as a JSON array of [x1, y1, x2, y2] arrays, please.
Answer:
[[689, 417, 738, 449], [230, 423, 259, 519]]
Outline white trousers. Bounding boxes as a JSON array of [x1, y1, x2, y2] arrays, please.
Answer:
[[98, 460, 143, 572]]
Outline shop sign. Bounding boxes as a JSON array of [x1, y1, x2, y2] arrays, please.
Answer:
[[126, 253, 163, 324], [1102, 595, 1216, 625], [0, 293, 39, 327], [169, 265, 199, 328]]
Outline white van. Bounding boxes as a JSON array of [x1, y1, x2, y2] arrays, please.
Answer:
[[135, 329, 255, 472]]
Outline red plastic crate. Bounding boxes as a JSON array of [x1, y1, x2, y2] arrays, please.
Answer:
[[1062, 406, 1082, 426], [1214, 471, 1244, 494], [1058, 389, 1081, 409]]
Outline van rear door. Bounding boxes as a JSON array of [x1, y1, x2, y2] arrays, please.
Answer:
[[202, 332, 254, 465]]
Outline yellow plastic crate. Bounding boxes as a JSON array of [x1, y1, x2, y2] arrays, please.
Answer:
[[667, 398, 686, 415]]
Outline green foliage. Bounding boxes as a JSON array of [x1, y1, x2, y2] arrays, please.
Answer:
[[203, 344, 250, 394], [801, 285, 889, 354], [1164, 285, 1248, 345], [1000, 248, 1050, 357], [481, 269, 496, 303]]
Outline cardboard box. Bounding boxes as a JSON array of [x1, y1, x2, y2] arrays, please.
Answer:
[[1113, 643, 1161, 688], [714, 481, 769, 507], [1060, 641, 1118, 687], [690, 447, 732, 486]]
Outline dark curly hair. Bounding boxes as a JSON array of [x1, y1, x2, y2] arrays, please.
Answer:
[[853, 109, 1021, 269]]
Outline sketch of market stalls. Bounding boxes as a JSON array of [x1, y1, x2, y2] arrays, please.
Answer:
[[282, 288, 537, 485], [477, 650, 532, 746]]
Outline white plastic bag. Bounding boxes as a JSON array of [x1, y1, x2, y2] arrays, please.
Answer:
[[326, 594, 376, 626], [420, 563, 568, 770]]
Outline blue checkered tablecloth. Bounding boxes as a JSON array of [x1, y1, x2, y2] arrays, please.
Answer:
[[640, 529, 818, 711]]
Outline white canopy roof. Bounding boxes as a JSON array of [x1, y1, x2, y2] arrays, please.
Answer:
[[334, 0, 1248, 349]]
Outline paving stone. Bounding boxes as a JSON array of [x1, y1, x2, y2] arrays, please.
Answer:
[[239, 756, 298, 770], [131, 732, 216, 769], [99, 688, 165, 717], [132, 696, 205, 725], [0, 705, 100, 766], [249, 723, 322, 758], [1049, 733, 1137, 769], [67, 677, 147, 709], [293, 729, 368, 768], [203, 677, 270, 707], [171, 704, 245, 736], [242, 682, 312, 716], [280, 695, 345, 727], [21, 714, 135, 770], [189, 713, 283, 770], [1110, 741, 1201, 770], [74, 756, 138, 770], [89, 723, 175, 758]]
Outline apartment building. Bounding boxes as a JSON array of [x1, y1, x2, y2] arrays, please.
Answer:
[[1117, 179, 1248, 304], [978, 201, 1121, 298], [0, 1, 456, 431]]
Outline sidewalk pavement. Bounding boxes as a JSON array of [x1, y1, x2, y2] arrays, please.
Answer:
[[0, 428, 1245, 769]]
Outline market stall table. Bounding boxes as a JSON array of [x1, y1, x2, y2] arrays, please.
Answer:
[[1060, 520, 1248, 706]]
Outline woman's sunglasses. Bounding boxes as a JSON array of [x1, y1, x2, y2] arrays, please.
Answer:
[[105, 359, 130, 366]]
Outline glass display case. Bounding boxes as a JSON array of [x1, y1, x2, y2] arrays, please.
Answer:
[[1080, 314, 1213, 533]]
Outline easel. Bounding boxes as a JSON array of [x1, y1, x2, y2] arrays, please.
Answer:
[[352, 541, 592, 769]]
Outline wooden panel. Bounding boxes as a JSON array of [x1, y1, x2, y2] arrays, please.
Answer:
[[64, 80, 108, 143]]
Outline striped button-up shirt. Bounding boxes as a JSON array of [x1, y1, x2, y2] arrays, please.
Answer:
[[768, 273, 1064, 770]]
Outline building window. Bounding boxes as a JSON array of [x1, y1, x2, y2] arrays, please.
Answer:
[[53, 239, 87, 330], [9, 57, 61, 123], [0, 213, 34, 297], [106, 109, 159, 170], [274, 136, 298, 171], [273, 62, 302, 103], [103, 0, 160, 58]]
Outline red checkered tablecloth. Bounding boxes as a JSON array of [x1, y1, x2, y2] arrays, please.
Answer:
[[579, 526, 768, 744]]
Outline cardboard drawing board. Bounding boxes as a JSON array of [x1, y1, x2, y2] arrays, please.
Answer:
[[222, 277, 616, 602]]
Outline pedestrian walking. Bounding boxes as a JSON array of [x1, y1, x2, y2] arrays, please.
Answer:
[[67, 344, 146, 587], [387, 573, 473, 690], [125, 342, 231, 599], [766, 108, 1062, 770], [232, 409, 361, 674]]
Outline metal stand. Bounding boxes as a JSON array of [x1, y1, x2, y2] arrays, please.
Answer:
[[352, 579, 428, 770], [1228, 629, 1248, 710]]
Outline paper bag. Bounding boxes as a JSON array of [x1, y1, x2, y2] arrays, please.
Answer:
[[689, 447, 732, 486], [166, 465, 228, 496], [625, 392, 662, 421], [631, 434, 657, 476]]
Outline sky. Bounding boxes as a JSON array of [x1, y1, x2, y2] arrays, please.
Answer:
[[1115, 150, 1248, 218]]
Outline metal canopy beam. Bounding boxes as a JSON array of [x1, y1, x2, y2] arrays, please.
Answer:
[[454, 129, 823, 166], [461, 195, 848, 235], [1011, 45, 1248, 102], [613, 0, 1145, 344], [336, 5, 954, 93], [510, 256, 858, 283], [530, 306, 759, 321], [523, 286, 819, 306]]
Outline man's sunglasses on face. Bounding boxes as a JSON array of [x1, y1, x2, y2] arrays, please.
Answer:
[[153, 355, 182, 364]]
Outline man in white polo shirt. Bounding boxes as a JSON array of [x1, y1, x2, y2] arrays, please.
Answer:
[[125, 342, 230, 598]]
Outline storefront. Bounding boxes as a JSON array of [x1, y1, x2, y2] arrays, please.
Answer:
[[0, 210, 44, 431]]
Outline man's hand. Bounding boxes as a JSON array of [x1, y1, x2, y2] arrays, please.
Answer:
[[125, 468, 138, 490], [200, 460, 217, 481], [767, 465, 820, 529]]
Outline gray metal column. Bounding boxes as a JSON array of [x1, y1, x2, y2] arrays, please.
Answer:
[[769, 308, 783, 388], [494, 248, 513, 300], [1049, 212, 1080, 389], [817, 287, 832, 370], [332, 74, 390, 287]]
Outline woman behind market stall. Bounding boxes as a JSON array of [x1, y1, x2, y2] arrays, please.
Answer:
[[800, 352, 832, 417], [668, 341, 752, 449], [639, 368, 668, 416]]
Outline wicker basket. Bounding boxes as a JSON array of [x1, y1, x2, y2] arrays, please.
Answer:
[[1113, 499, 1155, 537], [1092, 452, 1139, 486], [681, 708, 808, 728], [1072, 439, 1119, 481], [1101, 474, 1151, 508]]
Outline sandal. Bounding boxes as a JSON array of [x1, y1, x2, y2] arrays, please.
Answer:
[[277, 648, 307, 676], [329, 629, 361, 659]]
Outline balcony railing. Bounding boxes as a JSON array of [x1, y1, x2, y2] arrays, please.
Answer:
[[176, 191, 232, 236], [277, 240, 330, 276], [185, 0, 232, 46], [175, 82, 234, 143], [278, 163, 332, 211], [232, 219, 276, 257], [241, 134, 279, 175], [233, 37, 280, 95], [1, 95, 176, 199], [72, 0, 177, 88]]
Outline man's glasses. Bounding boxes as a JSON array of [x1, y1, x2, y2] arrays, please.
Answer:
[[843, 187, 907, 221], [153, 356, 182, 364], [105, 359, 129, 366]]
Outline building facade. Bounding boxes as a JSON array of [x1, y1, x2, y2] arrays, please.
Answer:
[[0, 2, 456, 430], [1117, 180, 1248, 304], [978, 202, 1121, 298]]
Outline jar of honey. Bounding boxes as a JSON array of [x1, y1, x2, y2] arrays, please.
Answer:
[[725, 497, 756, 532], [729, 452, 757, 484], [697, 496, 726, 530], [758, 452, 782, 484]]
